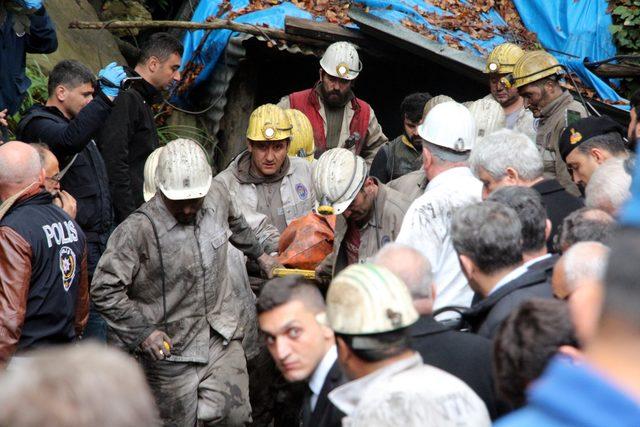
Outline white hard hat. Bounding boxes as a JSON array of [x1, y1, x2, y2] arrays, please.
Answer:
[[324, 263, 419, 335], [468, 98, 506, 139], [313, 148, 367, 215], [418, 101, 476, 152], [320, 41, 362, 80], [156, 138, 212, 201], [143, 147, 164, 202]]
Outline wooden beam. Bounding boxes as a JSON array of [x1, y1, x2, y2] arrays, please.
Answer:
[[68, 19, 329, 47], [285, 16, 366, 44]]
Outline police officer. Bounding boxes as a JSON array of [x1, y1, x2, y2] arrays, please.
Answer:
[[0, 141, 88, 365], [314, 148, 410, 280]]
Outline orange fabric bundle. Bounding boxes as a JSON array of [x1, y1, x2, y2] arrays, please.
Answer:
[[278, 212, 336, 270]]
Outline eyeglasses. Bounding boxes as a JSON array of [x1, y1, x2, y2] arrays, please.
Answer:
[[45, 172, 62, 184]]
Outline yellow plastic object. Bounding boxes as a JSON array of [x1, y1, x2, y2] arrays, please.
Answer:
[[246, 104, 293, 142], [510, 50, 563, 89], [163, 341, 171, 351], [272, 268, 316, 280], [484, 43, 525, 74], [285, 109, 315, 162]]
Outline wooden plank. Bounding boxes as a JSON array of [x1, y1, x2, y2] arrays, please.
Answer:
[[285, 16, 366, 44]]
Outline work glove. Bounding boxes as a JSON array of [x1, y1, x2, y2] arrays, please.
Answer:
[[15, 0, 42, 10], [98, 62, 127, 98]]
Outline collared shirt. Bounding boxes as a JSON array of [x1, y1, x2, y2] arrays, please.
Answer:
[[329, 352, 490, 426], [488, 264, 529, 296], [523, 253, 553, 270], [396, 167, 483, 312], [309, 345, 338, 411]]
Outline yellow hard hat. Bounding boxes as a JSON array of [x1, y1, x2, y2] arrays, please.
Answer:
[[246, 104, 293, 142], [285, 109, 315, 162], [508, 50, 564, 89], [484, 43, 525, 74]]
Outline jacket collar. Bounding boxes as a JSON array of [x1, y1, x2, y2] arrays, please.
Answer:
[[532, 178, 565, 196], [539, 90, 573, 122], [368, 177, 388, 229], [410, 315, 449, 338], [127, 68, 163, 105], [426, 166, 475, 192]]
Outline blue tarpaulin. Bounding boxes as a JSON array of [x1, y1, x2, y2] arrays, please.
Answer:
[[181, 0, 626, 106], [512, 0, 626, 106]]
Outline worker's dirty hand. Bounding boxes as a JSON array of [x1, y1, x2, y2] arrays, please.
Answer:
[[141, 330, 172, 361], [257, 253, 283, 279]]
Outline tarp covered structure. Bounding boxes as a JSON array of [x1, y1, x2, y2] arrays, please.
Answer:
[[181, 0, 627, 107]]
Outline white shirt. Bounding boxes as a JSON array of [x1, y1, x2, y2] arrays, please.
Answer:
[[488, 264, 530, 296], [396, 167, 483, 311], [308, 345, 338, 411]]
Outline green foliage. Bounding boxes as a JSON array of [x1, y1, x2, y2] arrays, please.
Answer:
[[609, 1, 640, 96], [156, 124, 221, 166], [7, 58, 50, 135]]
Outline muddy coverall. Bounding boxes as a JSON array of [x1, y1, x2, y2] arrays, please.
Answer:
[[91, 181, 265, 426]]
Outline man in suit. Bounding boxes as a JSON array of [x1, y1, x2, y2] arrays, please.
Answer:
[[258, 277, 345, 427], [373, 243, 502, 419], [451, 202, 553, 339]]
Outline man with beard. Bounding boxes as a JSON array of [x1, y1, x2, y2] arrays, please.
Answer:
[[314, 148, 410, 280], [508, 50, 588, 197], [483, 43, 536, 142], [91, 139, 281, 426], [278, 42, 387, 165], [370, 92, 431, 183]]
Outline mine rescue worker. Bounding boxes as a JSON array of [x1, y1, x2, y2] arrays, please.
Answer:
[[313, 148, 410, 280], [278, 41, 387, 165], [91, 139, 281, 426], [508, 50, 588, 197], [0, 141, 88, 365], [285, 108, 316, 162], [325, 263, 491, 426], [483, 43, 535, 141], [216, 104, 315, 251], [396, 101, 482, 314], [257, 277, 346, 427], [370, 92, 432, 183]]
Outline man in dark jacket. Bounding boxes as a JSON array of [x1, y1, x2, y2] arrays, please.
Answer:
[[0, 0, 57, 118], [0, 141, 88, 366], [451, 201, 552, 339], [470, 128, 583, 252], [258, 276, 346, 427], [16, 59, 126, 340], [370, 92, 431, 183], [373, 243, 502, 419], [97, 32, 182, 224]]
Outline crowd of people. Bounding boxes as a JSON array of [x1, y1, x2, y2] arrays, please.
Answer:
[[0, 1, 639, 426]]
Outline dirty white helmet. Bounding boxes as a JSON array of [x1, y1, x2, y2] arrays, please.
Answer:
[[143, 147, 164, 202], [324, 263, 419, 336], [313, 148, 366, 215], [320, 41, 362, 80], [156, 138, 212, 201], [419, 101, 476, 152], [422, 94, 454, 119], [468, 98, 506, 139]]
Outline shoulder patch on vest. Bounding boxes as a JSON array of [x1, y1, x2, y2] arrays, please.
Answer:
[[296, 183, 309, 200], [59, 246, 77, 292]]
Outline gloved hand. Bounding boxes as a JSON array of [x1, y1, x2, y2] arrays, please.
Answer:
[[16, 0, 42, 10], [98, 62, 127, 98]]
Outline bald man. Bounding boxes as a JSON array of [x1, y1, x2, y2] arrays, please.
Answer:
[[373, 243, 502, 419], [552, 241, 608, 344], [0, 141, 88, 365]]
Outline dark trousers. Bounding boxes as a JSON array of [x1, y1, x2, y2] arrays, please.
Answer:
[[83, 236, 108, 341]]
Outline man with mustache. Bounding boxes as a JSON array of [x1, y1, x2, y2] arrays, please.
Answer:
[[278, 41, 387, 166], [483, 43, 536, 142], [370, 92, 431, 184]]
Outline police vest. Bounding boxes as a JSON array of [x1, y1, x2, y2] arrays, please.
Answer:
[[1, 192, 86, 349]]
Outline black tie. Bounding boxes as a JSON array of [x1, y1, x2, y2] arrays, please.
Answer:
[[301, 386, 313, 427]]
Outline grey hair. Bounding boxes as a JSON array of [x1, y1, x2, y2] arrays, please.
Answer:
[[372, 243, 433, 300], [469, 129, 543, 181], [563, 241, 610, 294], [0, 343, 160, 427], [557, 207, 614, 251], [422, 141, 470, 163], [451, 201, 523, 274], [0, 141, 43, 188], [585, 158, 632, 215]]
